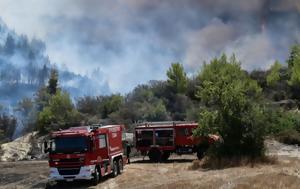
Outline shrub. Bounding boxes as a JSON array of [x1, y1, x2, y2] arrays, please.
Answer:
[[265, 108, 300, 135], [193, 54, 266, 158], [276, 129, 300, 145]]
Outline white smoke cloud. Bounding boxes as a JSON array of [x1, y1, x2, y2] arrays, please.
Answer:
[[0, 0, 299, 93], [184, 19, 238, 68], [225, 33, 276, 70]]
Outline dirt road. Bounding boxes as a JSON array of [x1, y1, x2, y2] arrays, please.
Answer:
[[1, 141, 300, 189]]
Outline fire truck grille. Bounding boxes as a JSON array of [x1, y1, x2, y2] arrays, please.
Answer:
[[58, 167, 81, 175], [58, 158, 80, 163]]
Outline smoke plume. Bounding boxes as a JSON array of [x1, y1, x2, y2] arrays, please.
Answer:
[[0, 0, 299, 92]]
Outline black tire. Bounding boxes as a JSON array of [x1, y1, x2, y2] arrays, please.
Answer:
[[118, 159, 123, 174], [112, 160, 118, 177], [148, 148, 161, 162], [161, 151, 170, 161], [91, 167, 100, 186], [55, 180, 67, 187], [45, 182, 55, 189], [197, 146, 209, 160], [197, 149, 204, 159]]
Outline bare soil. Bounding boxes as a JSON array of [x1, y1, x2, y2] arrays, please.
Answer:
[[1, 140, 300, 189]]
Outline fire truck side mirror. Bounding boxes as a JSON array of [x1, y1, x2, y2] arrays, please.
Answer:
[[43, 141, 49, 153]]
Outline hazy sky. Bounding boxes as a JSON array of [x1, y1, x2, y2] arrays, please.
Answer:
[[0, 0, 299, 93]]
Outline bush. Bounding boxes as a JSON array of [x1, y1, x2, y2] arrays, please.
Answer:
[[265, 108, 300, 135], [193, 54, 266, 158], [276, 129, 300, 145]]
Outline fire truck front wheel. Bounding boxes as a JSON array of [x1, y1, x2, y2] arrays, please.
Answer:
[[118, 159, 123, 174], [91, 167, 100, 185], [112, 160, 118, 177]]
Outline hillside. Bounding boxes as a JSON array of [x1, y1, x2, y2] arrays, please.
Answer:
[[0, 18, 110, 108]]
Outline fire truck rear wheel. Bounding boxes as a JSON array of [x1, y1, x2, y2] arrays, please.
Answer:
[[117, 159, 123, 174], [112, 160, 118, 177], [161, 151, 170, 161], [91, 167, 100, 185], [148, 148, 161, 162], [197, 147, 207, 160]]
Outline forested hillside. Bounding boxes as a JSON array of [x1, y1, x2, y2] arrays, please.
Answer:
[[0, 19, 109, 140], [1, 18, 300, 158]]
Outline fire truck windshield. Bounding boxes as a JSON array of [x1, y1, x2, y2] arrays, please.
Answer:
[[50, 136, 89, 154]]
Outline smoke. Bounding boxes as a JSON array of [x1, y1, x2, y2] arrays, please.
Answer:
[[0, 21, 110, 106], [0, 0, 299, 92]]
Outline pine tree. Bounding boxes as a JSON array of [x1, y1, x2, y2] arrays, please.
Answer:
[[166, 63, 188, 94], [47, 69, 58, 95]]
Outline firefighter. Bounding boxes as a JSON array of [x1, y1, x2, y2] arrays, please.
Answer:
[[126, 142, 131, 164]]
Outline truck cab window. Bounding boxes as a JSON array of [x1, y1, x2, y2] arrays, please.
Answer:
[[178, 128, 191, 136], [98, 134, 107, 148]]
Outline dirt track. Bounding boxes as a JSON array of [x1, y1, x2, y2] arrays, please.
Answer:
[[1, 141, 300, 189]]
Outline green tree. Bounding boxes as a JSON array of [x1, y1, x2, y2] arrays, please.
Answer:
[[47, 69, 58, 95], [0, 114, 16, 142], [108, 86, 170, 128], [288, 45, 300, 86], [36, 69, 82, 133], [167, 63, 188, 94], [267, 61, 282, 87], [170, 94, 193, 120], [194, 54, 265, 157], [286, 45, 300, 100], [101, 94, 124, 118], [37, 91, 82, 133], [35, 87, 51, 111], [77, 96, 99, 115], [17, 98, 34, 116], [287, 45, 300, 69]]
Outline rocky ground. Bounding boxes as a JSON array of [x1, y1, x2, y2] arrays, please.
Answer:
[[0, 140, 300, 189], [0, 132, 47, 161]]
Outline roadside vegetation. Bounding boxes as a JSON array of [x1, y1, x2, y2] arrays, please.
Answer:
[[1, 44, 300, 167]]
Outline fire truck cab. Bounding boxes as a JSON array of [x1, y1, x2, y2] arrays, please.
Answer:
[[135, 121, 218, 162], [44, 125, 126, 185]]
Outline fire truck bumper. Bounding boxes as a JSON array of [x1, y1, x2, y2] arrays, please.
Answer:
[[49, 165, 96, 181]]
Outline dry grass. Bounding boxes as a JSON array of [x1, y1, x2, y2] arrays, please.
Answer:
[[231, 172, 300, 189], [189, 155, 278, 170]]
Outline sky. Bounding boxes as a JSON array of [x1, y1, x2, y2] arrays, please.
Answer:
[[0, 0, 299, 93]]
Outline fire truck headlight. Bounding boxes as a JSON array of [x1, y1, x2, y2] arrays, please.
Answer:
[[82, 166, 94, 173], [50, 168, 57, 174]]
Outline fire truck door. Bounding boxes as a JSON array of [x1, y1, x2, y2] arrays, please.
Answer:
[[97, 134, 109, 159]]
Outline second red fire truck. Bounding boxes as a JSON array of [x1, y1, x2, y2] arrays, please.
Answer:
[[135, 121, 219, 162]]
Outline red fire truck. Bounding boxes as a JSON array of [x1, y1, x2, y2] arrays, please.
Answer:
[[44, 125, 126, 185], [135, 121, 218, 162]]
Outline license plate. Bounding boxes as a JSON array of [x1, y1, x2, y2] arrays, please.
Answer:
[[66, 179, 73, 182]]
